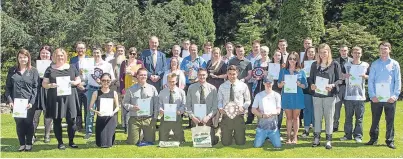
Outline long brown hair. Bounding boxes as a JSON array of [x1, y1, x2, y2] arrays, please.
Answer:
[[301, 46, 316, 68], [285, 51, 301, 70], [17, 49, 32, 70]]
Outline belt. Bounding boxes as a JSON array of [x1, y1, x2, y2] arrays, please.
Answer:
[[89, 85, 101, 90]]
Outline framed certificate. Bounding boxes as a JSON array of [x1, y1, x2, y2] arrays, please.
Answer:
[[194, 104, 207, 120], [163, 104, 177, 121], [13, 98, 28, 118], [56, 76, 71, 96], [137, 98, 151, 116], [99, 98, 114, 114], [36, 60, 52, 78]]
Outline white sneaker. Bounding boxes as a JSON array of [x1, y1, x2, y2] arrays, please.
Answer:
[[280, 137, 284, 141], [355, 138, 362, 143]]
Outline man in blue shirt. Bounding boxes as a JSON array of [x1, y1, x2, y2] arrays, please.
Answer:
[[366, 42, 401, 149], [180, 44, 207, 91]]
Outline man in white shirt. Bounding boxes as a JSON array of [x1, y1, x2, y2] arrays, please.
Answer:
[[201, 42, 213, 62], [252, 77, 282, 148], [104, 41, 115, 63], [218, 65, 251, 146], [181, 39, 191, 59], [84, 47, 116, 139]]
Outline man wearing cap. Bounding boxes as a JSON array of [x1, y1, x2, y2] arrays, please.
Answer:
[[218, 65, 251, 146], [186, 68, 219, 145], [252, 77, 282, 148]]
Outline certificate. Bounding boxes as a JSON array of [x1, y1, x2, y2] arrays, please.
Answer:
[[376, 83, 390, 102], [284, 75, 297, 93], [349, 65, 366, 87], [163, 104, 177, 121], [315, 76, 329, 95], [81, 58, 94, 75], [56, 76, 71, 96], [99, 98, 114, 114], [12, 98, 28, 118], [268, 63, 280, 80], [262, 98, 276, 114], [303, 60, 315, 77], [137, 98, 151, 116], [194, 104, 206, 120], [36, 60, 52, 78]]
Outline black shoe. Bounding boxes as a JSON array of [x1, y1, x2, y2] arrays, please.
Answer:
[[69, 143, 78, 148], [18, 145, 26, 151], [333, 128, 338, 132], [387, 143, 396, 149], [301, 130, 309, 138], [58, 144, 66, 150], [124, 127, 127, 134], [365, 140, 378, 145], [25, 145, 32, 151], [312, 133, 320, 147]]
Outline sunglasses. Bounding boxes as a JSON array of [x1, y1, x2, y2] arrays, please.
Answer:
[[101, 80, 111, 83], [288, 58, 297, 61], [129, 52, 137, 56]]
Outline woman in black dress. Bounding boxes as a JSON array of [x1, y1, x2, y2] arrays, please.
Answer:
[[206, 47, 227, 89], [5, 49, 39, 151], [89, 73, 120, 148], [42, 48, 81, 150], [32, 45, 53, 143]]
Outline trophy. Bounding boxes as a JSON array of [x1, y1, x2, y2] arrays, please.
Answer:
[[223, 101, 243, 119]]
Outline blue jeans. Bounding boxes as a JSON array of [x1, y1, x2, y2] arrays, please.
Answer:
[[85, 86, 99, 134], [303, 94, 314, 128], [254, 128, 282, 148], [344, 100, 365, 139]]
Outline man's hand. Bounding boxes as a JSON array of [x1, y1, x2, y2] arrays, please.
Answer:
[[311, 84, 317, 91], [192, 116, 201, 125], [371, 97, 379, 103], [219, 108, 226, 115], [387, 97, 396, 103], [133, 105, 140, 111]]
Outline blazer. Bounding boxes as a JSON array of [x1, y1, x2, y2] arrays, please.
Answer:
[[141, 49, 167, 78]]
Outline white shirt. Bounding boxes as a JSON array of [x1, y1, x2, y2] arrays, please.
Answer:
[[201, 53, 211, 62], [252, 91, 281, 114], [299, 52, 305, 64], [344, 61, 370, 101], [105, 53, 115, 63], [87, 61, 115, 87], [218, 80, 251, 109], [181, 50, 190, 59]]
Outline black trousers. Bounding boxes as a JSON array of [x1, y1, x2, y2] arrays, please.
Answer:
[[369, 102, 396, 143], [53, 118, 76, 145], [15, 108, 36, 145], [246, 83, 255, 123]]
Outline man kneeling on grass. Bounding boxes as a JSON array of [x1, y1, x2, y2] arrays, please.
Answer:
[[252, 77, 282, 148]]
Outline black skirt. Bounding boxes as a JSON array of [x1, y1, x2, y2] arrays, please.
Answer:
[[96, 116, 116, 147]]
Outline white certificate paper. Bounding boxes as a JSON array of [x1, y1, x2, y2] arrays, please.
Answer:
[[36, 60, 52, 78], [12, 98, 28, 118], [268, 63, 281, 80], [349, 65, 366, 87], [262, 98, 276, 114], [303, 60, 315, 77], [56, 76, 71, 96], [315, 76, 329, 95], [284, 75, 297, 93], [376, 83, 391, 102], [164, 104, 177, 121], [100, 98, 114, 114], [81, 58, 94, 75], [137, 98, 151, 116], [194, 104, 207, 120]]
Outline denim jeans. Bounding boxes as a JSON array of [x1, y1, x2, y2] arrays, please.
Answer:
[[85, 86, 99, 134], [303, 94, 314, 128], [254, 128, 281, 148], [344, 100, 365, 139]]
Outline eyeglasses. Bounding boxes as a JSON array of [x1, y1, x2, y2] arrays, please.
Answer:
[[101, 80, 111, 83], [288, 58, 297, 61], [129, 52, 137, 56]]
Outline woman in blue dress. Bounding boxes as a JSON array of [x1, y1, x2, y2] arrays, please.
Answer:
[[278, 51, 307, 144]]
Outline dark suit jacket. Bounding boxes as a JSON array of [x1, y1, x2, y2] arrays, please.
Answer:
[[335, 56, 353, 85], [141, 49, 167, 78]]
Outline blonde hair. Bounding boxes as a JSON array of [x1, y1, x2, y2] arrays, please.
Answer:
[[317, 43, 333, 67], [260, 46, 269, 53], [352, 46, 362, 53], [52, 48, 68, 64], [167, 73, 178, 80]]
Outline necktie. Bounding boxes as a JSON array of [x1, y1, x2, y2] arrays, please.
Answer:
[[200, 85, 206, 104], [169, 90, 174, 104], [230, 84, 235, 102], [152, 52, 157, 68], [140, 86, 145, 99]]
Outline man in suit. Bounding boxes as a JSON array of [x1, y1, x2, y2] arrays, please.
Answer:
[[333, 45, 353, 132], [69, 41, 88, 132], [141, 36, 167, 92]]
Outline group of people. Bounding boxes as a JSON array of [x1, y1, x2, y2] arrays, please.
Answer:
[[5, 36, 400, 152]]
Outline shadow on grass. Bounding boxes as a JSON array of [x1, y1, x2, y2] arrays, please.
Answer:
[[0, 138, 95, 152]]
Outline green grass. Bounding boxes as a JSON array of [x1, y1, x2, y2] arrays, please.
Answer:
[[1, 102, 403, 158]]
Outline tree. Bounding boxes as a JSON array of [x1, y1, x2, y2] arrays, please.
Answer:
[[323, 22, 380, 62], [277, 0, 325, 52]]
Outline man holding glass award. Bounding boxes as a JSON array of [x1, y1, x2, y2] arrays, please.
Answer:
[[186, 68, 219, 146], [123, 68, 159, 146], [218, 65, 251, 146], [158, 73, 186, 144]]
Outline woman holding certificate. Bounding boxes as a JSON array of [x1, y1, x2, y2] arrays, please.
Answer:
[[277, 52, 307, 144], [206, 47, 227, 89], [300, 46, 316, 138], [308, 44, 342, 149], [162, 57, 186, 89], [42, 48, 81, 150], [33, 45, 53, 143], [89, 73, 120, 148], [5, 49, 39, 151]]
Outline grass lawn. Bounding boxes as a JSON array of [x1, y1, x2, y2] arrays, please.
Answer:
[[1, 102, 403, 158]]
